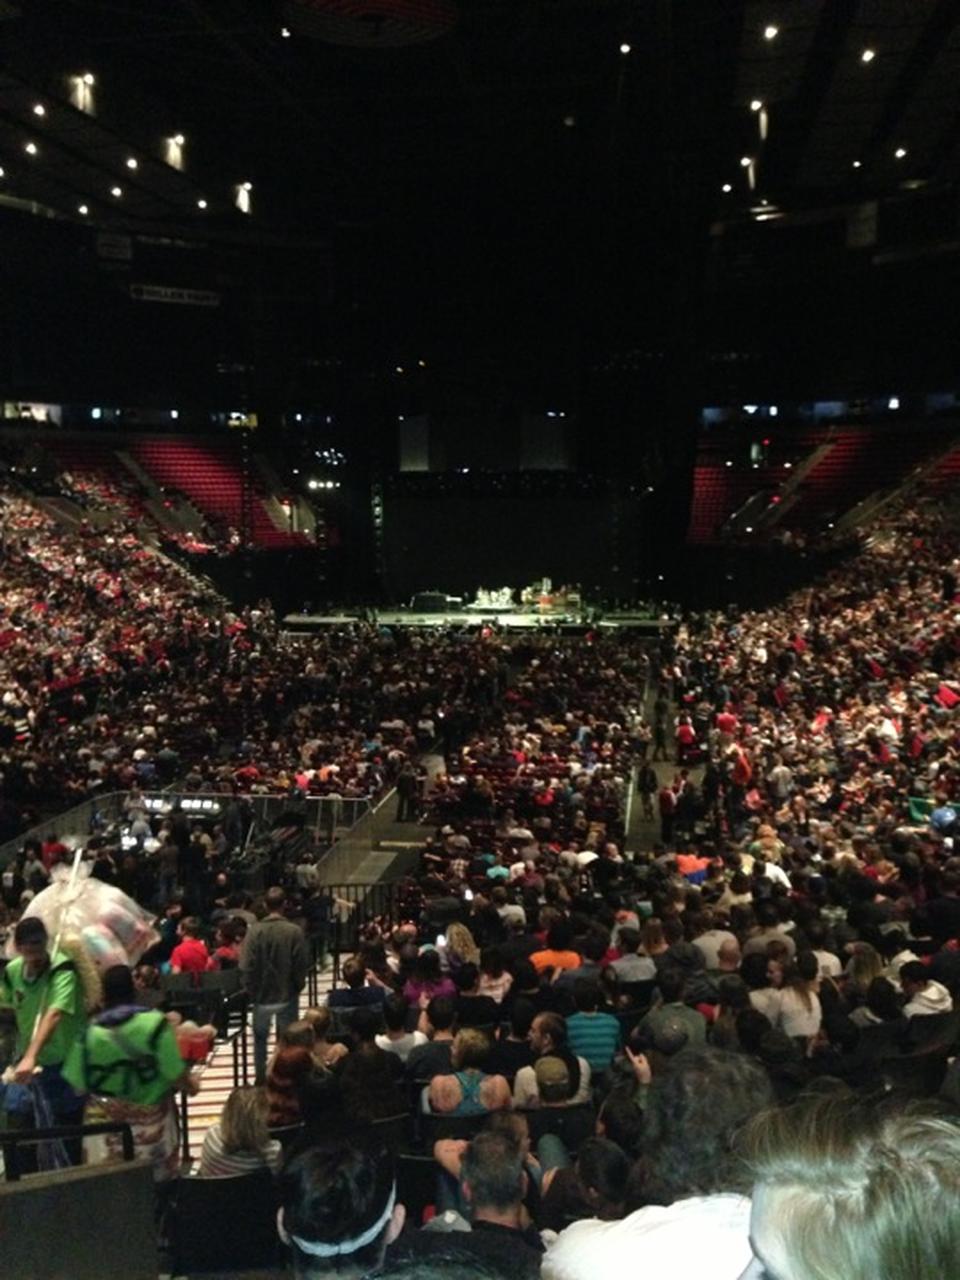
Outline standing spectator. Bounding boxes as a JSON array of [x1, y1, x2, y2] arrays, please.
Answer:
[[1, 917, 87, 1159], [63, 964, 193, 1181], [395, 764, 420, 822], [243, 885, 309, 1084]]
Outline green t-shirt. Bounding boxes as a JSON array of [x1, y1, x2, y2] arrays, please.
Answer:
[[0, 948, 84, 1067], [63, 1009, 186, 1106]]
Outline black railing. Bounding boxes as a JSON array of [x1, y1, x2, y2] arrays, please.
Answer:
[[1, 1122, 134, 1181], [304, 880, 408, 987]]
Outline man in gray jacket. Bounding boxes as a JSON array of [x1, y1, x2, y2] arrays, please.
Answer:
[[242, 886, 309, 1082]]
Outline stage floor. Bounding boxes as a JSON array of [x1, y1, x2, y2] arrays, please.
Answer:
[[282, 609, 672, 633]]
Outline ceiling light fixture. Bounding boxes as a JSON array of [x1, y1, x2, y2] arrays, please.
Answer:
[[24, 141, 38, 156], [111, 185, 122, 197], [722, 183, 733, 193], [281, 26, 291, 37], [750, 99, 763, 112], [126, 157, 138, 170], [861, 48, 876, 63], [241, 181, 252, 191], [196, 198, 207, 209], [173, 134, 185, 147], [852, 159, 862, 169], [619, 43, 631, 55], [894, 146, 907, 159], [33, 103, 46, 117], [740, 155, 753, 168], [83, 72, 95, 86], [78, 204, 89, 215], [763, 24, 779, 40]]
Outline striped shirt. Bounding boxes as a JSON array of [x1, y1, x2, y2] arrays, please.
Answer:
[[197, 1123, 282, 1179], [565, 1011, 621, 1073]]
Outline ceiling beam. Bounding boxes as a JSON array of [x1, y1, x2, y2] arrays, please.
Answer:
[[760, 0, 861, 192], [863, 0, 960, 165]]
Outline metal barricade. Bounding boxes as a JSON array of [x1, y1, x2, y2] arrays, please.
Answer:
[[314, 880, 406, 984], [0, 788, 374, 872]]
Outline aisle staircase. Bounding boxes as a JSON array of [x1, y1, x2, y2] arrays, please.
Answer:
[[184, 958, 335, 1165]]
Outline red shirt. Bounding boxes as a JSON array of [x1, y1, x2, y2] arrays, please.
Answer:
[[170, 937, 210, 975]]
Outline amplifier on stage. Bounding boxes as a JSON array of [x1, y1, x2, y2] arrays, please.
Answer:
[[410, 592, 461, 612]]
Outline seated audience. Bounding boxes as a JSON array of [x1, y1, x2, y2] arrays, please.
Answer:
[[427, 1028, 512, 1115], [198, 1084, 282, 1177], [406, 995, 457, 1080], [565, 980, 621, 1076], [376, 993, 428, 1063], [453, 963, 501, 1028], [277, 1136, 405, 1279], [740, 1095, 960, 1280], [541, 1048, 772, 1280], [513, 1012, 591, 1109]]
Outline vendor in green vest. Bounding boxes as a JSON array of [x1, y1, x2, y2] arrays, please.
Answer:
[[63, 964, 198, 1181], [1, 916, 87, 1152]]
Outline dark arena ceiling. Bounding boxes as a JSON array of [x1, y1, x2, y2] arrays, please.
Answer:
[[2, 1, 960, 402], [3, 1, 960, 232]]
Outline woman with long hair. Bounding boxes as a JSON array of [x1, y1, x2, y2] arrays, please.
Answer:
[[198, 1085, 281, 1177], [442, 922, 480, 973], [777, 952, 822, 1043]]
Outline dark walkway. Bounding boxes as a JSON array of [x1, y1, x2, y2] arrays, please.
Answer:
[[318, 751, 445, 886]]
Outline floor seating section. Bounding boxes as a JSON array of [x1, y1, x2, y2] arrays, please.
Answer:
[[130, 437, 311, 549]]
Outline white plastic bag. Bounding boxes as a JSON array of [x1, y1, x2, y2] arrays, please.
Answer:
[[11, 860, 159, 971]]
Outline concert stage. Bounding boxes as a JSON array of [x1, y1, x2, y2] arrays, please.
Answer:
[[282, 608, 673, 635]]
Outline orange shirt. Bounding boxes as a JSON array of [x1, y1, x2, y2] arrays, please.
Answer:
[[531, 948, 581, 973]]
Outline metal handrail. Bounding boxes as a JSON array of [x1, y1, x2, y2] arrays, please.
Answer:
[[0, 789, 375, 871], [1, 1122, 135, 1181]]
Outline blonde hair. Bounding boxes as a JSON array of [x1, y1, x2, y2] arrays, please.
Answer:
[[303, 1006, 331, 1038], [63, 934, 103, 1013], [279, 1019, 316, 1049], [451, 1027, 491, 1071], [220, 1086, 270, 1155], [848, 943, 883, 994], [742, 1097, 960, 1280], [445, 923, 480, 966]]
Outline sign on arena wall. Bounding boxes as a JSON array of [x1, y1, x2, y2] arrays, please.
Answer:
[[97, 233, 133, 261], [129, 283, 221, 307]]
